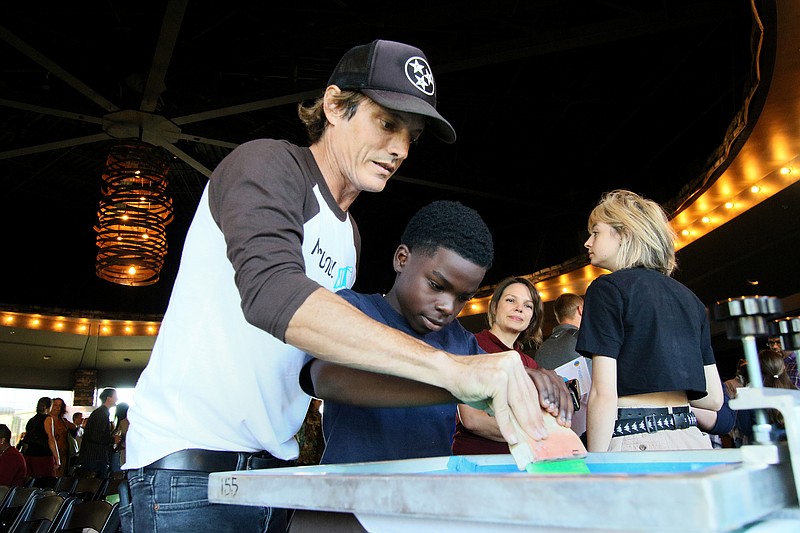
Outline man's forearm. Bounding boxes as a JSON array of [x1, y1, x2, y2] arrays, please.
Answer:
[[286, 288, 460, 392], [286, 288, 550, 452], [309, 359, 457, 407]]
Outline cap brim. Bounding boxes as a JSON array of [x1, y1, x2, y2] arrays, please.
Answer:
[[362, 89, 456, 144]]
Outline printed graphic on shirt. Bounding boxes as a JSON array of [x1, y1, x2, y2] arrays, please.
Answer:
[[302, 185, 357, 290]]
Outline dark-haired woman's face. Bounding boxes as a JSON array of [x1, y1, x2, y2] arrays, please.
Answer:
[[51, 399, 63, 414], [492, 283, 534, 338]]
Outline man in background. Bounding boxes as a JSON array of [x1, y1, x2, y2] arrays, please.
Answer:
[[79, 387, 120, 478], [0, 423, 27, 487], [68, 411, 85, 474], [534, 293, 590, 438]]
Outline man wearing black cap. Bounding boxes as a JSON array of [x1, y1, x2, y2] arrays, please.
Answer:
[[122, 40, 553, 533]]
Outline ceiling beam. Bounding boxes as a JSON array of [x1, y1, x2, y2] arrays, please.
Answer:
[[0, 25, 120, 113]]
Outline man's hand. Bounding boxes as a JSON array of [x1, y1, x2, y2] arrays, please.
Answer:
[[525, 367, 574, 427], [448, 350, 547, 447]]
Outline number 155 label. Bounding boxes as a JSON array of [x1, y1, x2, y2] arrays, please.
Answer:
[[220, 476, 239, 497]]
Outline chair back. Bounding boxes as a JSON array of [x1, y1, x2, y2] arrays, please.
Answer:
[[50, 500, 119, 533], [71, 477, 103, 501], [0, 486, 11, 508], [6, 492, 76, 533], [95, 478, 123, 502], [29, 477, 57, 490], [0, 488, 54, 532], [53, 477, 78, 495]]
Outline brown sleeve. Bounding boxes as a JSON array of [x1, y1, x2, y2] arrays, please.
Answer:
[[208, 140, 326, 341]]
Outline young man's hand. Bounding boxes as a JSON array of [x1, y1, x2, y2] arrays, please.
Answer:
[[525, 367, 574, 427]]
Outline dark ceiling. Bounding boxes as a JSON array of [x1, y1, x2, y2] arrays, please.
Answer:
[[1, 0, 793, 321]]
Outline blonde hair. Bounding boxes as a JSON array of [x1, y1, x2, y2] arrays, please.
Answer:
[[588, 189, 677, 275], [487, 277, 544, 347]]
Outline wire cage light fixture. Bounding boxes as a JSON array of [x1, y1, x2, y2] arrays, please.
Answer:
[[95, 140, 174, 286]]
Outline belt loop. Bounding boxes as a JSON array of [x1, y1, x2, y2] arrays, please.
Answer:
[[236, 452, 247, 471], [644, 414, 658, 433]]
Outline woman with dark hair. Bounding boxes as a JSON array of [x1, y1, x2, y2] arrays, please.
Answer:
[[45, 397, 77, 477], [452, 276, 562, 454], [23, 396, 56, 477], [735, 349, 797, 445], [111, 402, 130, 471]]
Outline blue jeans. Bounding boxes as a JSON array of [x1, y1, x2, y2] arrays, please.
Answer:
[[120, 468, 286, 533]]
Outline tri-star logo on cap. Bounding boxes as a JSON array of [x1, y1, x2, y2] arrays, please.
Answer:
[[405, 57, 435, 96], [328, 39, 456, 143]]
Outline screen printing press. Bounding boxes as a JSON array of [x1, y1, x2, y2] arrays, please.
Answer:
[[208, 389, 800, 533], [209, 298, 800, 531]]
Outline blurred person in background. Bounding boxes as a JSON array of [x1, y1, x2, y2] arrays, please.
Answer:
[[0, 423, 27, 487], [112, 402, 130, 472], [80, 388, 120, 478], [22, 396, 56, 477], [45, 397, 78, 476], [767, 335, 798, 389]]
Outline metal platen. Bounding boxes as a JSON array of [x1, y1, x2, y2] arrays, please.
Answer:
[[712, 295, 783, 339], [773, 316, 800, 351], [713, 295, 784, 445]]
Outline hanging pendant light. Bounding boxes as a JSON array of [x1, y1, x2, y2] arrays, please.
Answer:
[[95, 140, 174, 286]]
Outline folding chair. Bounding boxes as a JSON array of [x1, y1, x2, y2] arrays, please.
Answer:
[[0, 487, 11, 510], [6, 492, 76, 533], [53, 477, 78, 496], [70, 478, 103, 502], [0, 488, 52, 532], [27, 478, 56, 491], [94, 478, 122, 503], [49, 500, 119, 533]]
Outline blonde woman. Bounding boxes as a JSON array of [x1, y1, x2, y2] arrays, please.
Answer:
[[577, 190, 723, 452]]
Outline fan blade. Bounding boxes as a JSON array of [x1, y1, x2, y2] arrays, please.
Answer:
[[174, 133, 238, 149], [140, 0, 189, 113], [172, 89, 322, 125], [160, 143, 213, 178], [0, 98, 103, 125], [0, 133, 111, 159], [0, 25, 119, 113], [391, 173, 546, 207]]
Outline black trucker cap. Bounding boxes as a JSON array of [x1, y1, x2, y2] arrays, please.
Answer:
[[327, 39, 456, 144]]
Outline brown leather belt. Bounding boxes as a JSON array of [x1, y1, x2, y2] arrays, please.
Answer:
[[144, 448, 289, 472]]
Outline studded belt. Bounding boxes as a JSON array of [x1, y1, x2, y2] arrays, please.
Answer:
[[612, 406, 696, 437]]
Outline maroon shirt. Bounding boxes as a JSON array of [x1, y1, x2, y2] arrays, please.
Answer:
[[451, 329, 538, 455], [0, 445, 27, 487]]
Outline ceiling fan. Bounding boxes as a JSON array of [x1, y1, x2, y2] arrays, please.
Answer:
[[0, 0, 320, 175]]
